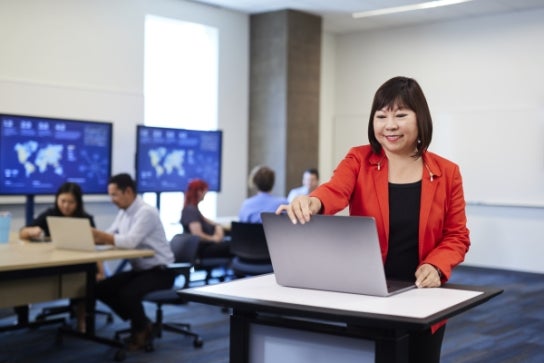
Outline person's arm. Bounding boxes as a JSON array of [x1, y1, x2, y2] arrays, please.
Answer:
[[108, 206, 163, 249], [19, 226, 44, 240], [92, 228, 115, 245], [419, 164, 471, 285], [276, 195, 323, 225], [278, 147, 363, 224], [188, 221, 224, 242], [91, 210, 122, 246], [19, 210, 49, 239]]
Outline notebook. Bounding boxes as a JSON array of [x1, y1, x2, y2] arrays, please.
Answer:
[[260, 213, 415, 297], [46, 216, 113, 252]]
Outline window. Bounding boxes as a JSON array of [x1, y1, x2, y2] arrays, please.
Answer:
[[144, 15, 219, 239]]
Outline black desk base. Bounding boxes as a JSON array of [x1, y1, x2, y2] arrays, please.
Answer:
[[231, 310, 410, 363]]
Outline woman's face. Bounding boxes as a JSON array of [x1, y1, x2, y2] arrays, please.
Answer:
[[373, 105, 419, 157], [198, 188, 208, 203], [57, 192, 78, 216]]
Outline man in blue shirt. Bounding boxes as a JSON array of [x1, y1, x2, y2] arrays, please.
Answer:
[[239, 166, 288, 223]]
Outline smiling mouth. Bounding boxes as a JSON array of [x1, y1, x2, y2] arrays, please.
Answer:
[[385, 135, 401, 141]]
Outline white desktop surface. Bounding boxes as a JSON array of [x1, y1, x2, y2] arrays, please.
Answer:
[[189, 274, 482, 319]]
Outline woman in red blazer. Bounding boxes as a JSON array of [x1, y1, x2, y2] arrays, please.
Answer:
[[278, 76, 470, 363]]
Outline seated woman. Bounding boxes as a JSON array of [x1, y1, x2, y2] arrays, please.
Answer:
[[180, 179, 231, 260], [19, 181, 105, 332]]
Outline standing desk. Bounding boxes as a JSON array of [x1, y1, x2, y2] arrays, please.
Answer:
[[0, 237, 153, 347], [179, 274, 502, 363]]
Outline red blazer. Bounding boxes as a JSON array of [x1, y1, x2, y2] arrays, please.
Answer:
[[311, 145, 470, 282]]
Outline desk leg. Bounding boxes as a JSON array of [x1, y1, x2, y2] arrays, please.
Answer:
[[57, 263, 123, 349], [85, 263, 96, 336], [375, 331, 410, 363], [15, 305, 29, 325], [230, 311, 253, 363]]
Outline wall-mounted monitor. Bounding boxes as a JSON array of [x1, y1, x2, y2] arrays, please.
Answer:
[[0, 114, 113, 195], [136, 125, 222, 193]]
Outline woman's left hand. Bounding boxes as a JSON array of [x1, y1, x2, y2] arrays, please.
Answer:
[[415, 263, 442, 288]]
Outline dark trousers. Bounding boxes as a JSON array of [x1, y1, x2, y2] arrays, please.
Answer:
[[409, 325, 446, 363], [95, 267, 175, 331], [197, 240, 232, 259]]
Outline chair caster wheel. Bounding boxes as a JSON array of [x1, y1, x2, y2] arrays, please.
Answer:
[[193, 337, 204, 348]]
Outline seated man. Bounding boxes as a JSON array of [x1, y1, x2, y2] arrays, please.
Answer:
[[239, 165, 287, 223], [92, 173, 175, 350], [287, 168, 319, 202]]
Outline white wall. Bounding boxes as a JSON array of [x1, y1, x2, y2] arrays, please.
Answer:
[[321, 9, 544, 273], [0, 0, 249, 230]]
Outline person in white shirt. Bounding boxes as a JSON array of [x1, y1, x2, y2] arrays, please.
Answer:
[[92, 173, 174, 351], [287, 168, 319, 203]]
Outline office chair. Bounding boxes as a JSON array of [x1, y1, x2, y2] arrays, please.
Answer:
[[193, 256, 231, 284], [229, 222, 273, 277], [114, 233, 203, 348]]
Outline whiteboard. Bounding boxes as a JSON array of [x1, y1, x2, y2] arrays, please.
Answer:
[[333, 109, 544, 207]]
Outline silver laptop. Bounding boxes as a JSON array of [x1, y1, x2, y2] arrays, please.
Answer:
[[46, 216, 113, 252], [261, 213, 415, 297]]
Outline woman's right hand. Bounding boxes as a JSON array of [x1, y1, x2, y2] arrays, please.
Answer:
[[275, 195, 322, 225], [22, 226, 44, 239]]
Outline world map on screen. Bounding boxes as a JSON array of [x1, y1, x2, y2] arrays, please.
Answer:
[[148, 147, 186, 177], [14, 141, 64, 177]]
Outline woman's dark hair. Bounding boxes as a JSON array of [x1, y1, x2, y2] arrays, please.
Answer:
[[367, 76, 433, 158], [184, 179, 208, 207], [54, 182, 85, 217]]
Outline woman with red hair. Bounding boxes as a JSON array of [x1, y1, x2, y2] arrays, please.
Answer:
[[180, 179, 231, 259]]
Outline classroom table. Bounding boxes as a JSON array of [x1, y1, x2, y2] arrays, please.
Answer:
[[0, 236, 154, 350], [178, 273, 503, 363]]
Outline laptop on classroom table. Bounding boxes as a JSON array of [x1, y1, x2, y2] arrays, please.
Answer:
[[46, 216, 113, 252], [260, 213, 415, 297]]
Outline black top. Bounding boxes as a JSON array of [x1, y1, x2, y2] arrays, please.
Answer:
[[180, 205, 215, 236], [30, 207, 96, 237], [385, 181, 421, 282]]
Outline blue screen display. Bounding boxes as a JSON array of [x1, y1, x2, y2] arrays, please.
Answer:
[[136, 125, 222, 193], [0, 114, 113, 195]]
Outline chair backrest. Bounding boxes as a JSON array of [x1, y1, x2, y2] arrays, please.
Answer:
[[170, 233, 200, 264], [230, 222, 270, 262]]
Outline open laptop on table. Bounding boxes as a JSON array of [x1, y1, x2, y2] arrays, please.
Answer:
[[260, 213, 415, 297], [46, 216, 113, 252]]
